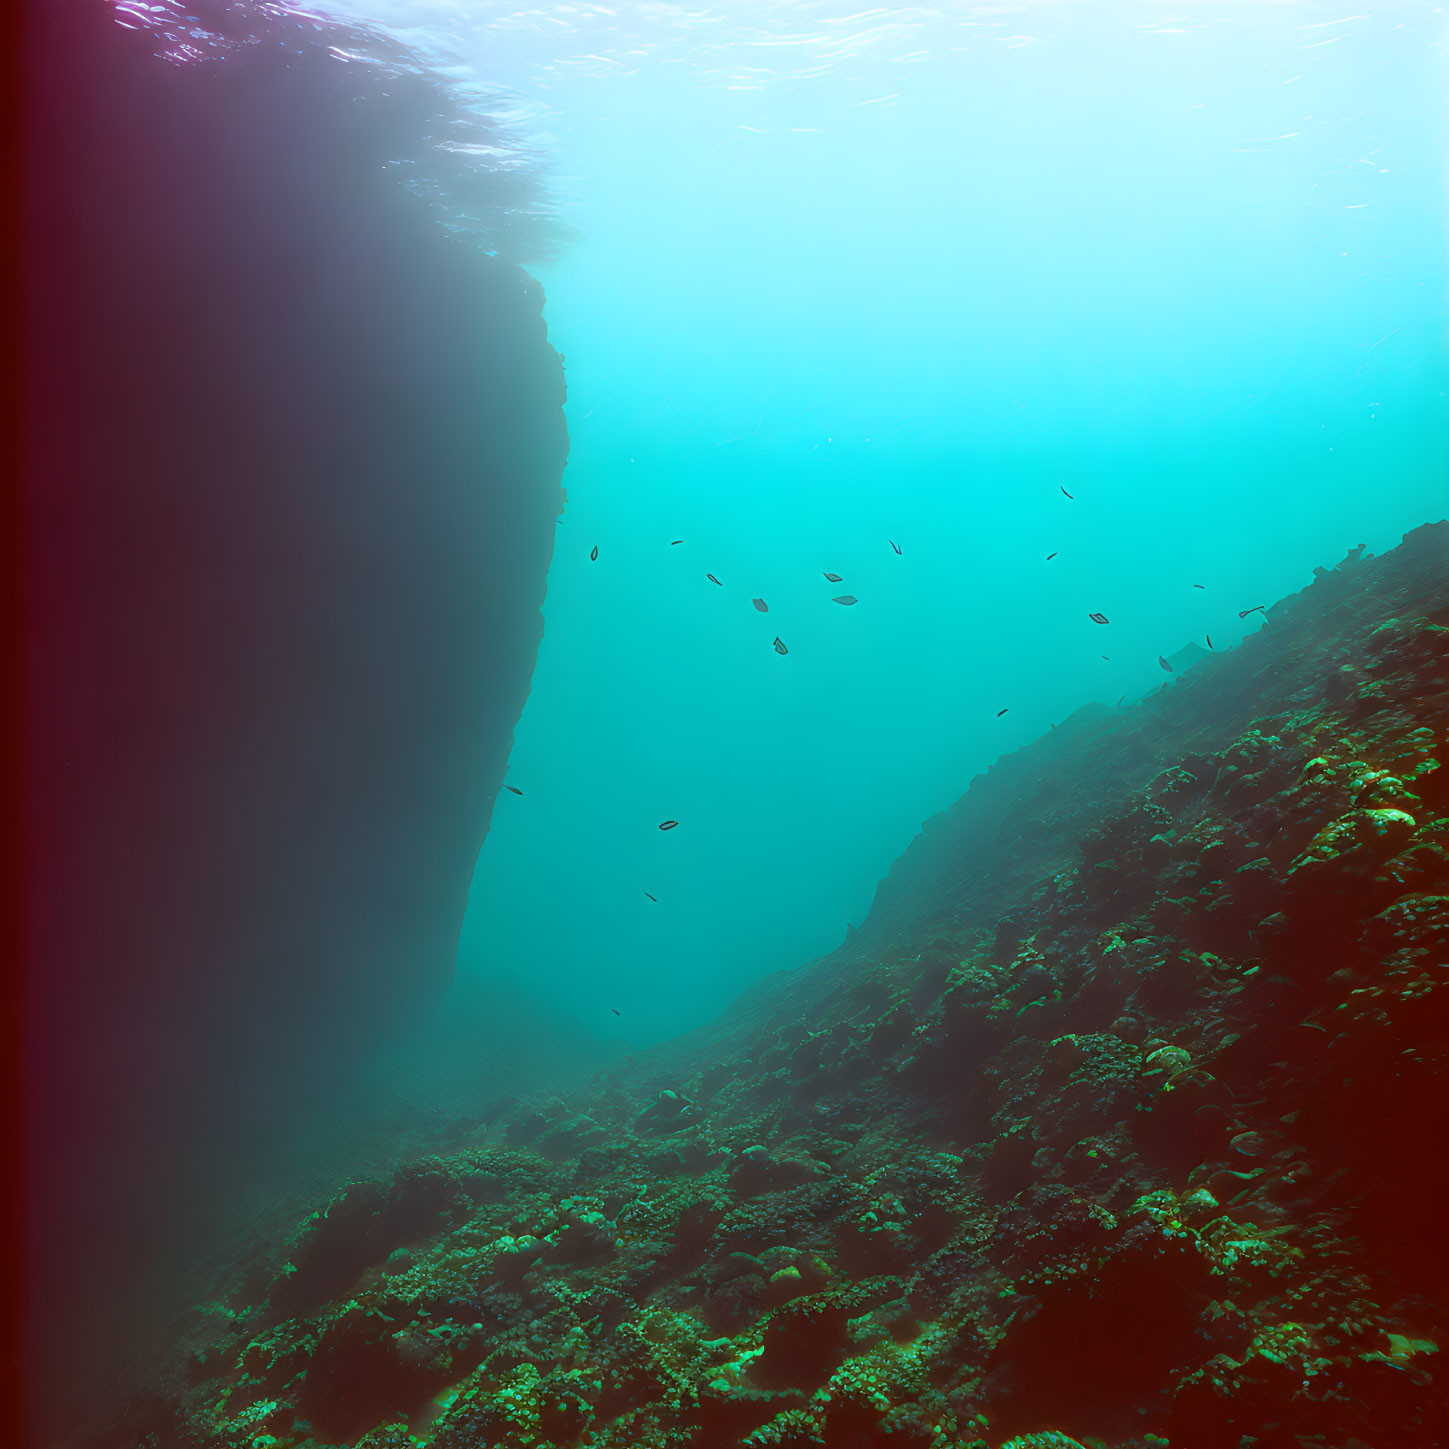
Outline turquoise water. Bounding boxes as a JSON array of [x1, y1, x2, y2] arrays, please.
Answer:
[[332, 1, 1445, 1041]]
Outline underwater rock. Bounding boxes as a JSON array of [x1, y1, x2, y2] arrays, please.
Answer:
[[21, 3, 573, 1434]]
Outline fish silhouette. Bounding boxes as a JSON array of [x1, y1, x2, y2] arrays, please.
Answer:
[[1046, 552, 1058, 560], [1061, 486, 1074, 499], [996, 708, 1009, 717], [504, 785, 523, 796], [1238, 605, 1266, 619], [670, 539, 684, 545], [752, 598, 768, 612], [659, 820, 679, 831], [1089, 612, 1109, 625], [1158, 655, 1174, 671], [707, 574, 722, 586], [823, 572, 843, 582], [643, 892, 657, 901], [832, 595, 857, 606], [590, 545, 598, 561], [773, 637, 788, 655], [1206, 634, 1213, 649], [888, 540, 902, 554]]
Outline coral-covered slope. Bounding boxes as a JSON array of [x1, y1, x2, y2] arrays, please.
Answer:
[[136, 524, 1447, 1449]]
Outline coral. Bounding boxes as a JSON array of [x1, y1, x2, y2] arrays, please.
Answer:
[[141, 529, 1449, 1449]]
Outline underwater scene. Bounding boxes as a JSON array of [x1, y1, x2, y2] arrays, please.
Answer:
[[14, 1, 1448, 1447]]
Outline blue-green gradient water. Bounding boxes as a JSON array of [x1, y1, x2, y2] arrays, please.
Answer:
[[332, 0, 1444, 1042]]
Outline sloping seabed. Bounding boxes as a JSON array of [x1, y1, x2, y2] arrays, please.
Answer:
[[127, 522, 1447, 1449]]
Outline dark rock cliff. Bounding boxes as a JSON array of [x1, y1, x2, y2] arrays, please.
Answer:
[[18, 3, 567, 1438]]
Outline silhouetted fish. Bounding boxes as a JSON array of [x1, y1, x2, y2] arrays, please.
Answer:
[[1193, 583, 1205, 589], [1061, 486, 1074, 499], [1102, 655, 1110, 660], [670, 539, 684, 545], [504, 785, 523, 795], [1089, 612, 1109, 625], [1046, 552, 1058, 560], [659, 820, 679, 830], [707, 574, 722, 586], [889, 540, 902, 554], [610, 1008, 621, 1016], [1159, 655, 1174, 671], [752, 598, 768, 612], [773, 637, 788, 655], [1206, 634, 1213, 649], [643, 892, 657, 901], [996, 708, 1008, 717], [823, 572, 843, 582], [590, 545, 598, 561], [1238, 605, 1267, 619], [832, 595, 857, 605]]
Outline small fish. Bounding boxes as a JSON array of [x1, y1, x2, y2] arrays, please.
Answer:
[[610, 1008, 621, 1016], [823, 572, 843, 582], [590, 545, 599, 561], [504, 785, 523, 796], [643, 891, 657, 901], [659, 820, 679, 831], [752, 598, 768, 612], [1061, 486, 1074, 499], [1046, 552, 1058, 560], [1206, 634, 1213, 649], [707, 573, 722, 586], [773, 637, 788, 655], [670, 539, 684, 545], [1192, 583, 1205, 589], [1102, 655, 1110, 660], [1238, 605, 1267, 620], [1158, 655, 1174, 672], [888, 540, 902, 554], [996, 708, 1009, 717], [1088, 611, 1109, 625], [832, 595, 857, 606], [1116, 694, 1125, 706]]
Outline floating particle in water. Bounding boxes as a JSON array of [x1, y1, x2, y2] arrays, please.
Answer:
[[823, 572, 843, 582], [1089, 611, 1110, 625], [1238, 605, 1267, 619], [996, 708, 1009, 717], [752, 598, 768, 612], [1061, 486, 1074, 499], [1159, 655, 1174, 671], [832, 595, 858, 606], [773, 637, 789, 655], [706, 574, 722, 586], [1046, 552, 1058, 560], [643, 892, 657, 901], [590, 545, 598, 561], [888, 540, 902, 554], [504, 785, 523, 795], [659, 820, 679, 831]]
